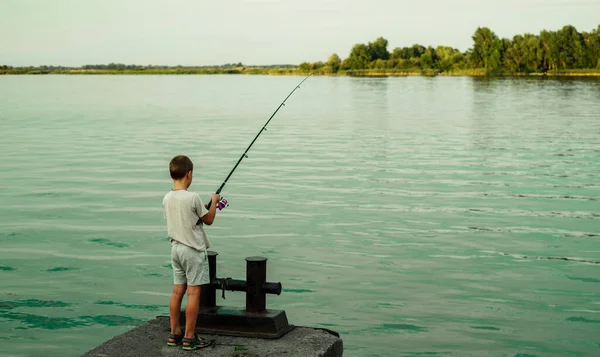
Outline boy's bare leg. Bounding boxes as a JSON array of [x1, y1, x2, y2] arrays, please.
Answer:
[[184, 285, 201, 339], [169, 284, 187, 336]]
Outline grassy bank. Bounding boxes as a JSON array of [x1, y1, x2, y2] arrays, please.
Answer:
[[2, 66, 600, 77], [0, 66, 296, 76]]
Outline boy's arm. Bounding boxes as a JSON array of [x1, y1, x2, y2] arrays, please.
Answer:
[[197, 193, 220, 225]]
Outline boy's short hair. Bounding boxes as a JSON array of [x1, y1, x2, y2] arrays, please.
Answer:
[[169, 155, 193, 179]]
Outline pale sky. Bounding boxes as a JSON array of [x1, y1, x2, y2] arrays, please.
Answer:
[[1, 0, 599, 66]]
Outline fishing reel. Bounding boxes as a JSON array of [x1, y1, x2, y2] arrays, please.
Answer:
[[216, 197, 229, 210], [204, 197, 229, 211]]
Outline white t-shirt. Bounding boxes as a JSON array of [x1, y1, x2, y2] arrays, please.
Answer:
[[162, 190, 211, 251]]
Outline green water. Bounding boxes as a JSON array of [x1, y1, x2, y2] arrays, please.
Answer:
[[1, 75, 599, 357]]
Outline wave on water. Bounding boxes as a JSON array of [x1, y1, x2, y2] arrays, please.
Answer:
[[0, 299, 146, 330], [0, 248, 162, 261], [485, 251, 600, 265]]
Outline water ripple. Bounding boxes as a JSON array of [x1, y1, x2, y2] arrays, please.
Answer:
[[486, 251, 600, 265]]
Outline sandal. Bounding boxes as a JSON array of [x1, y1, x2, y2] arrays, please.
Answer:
[[167, 333, 183, 346], [182, 334, 214, 351]]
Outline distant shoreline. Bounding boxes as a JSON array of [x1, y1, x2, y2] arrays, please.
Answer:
[[3, 23, 599, 78], [2, 67, 600, 77]]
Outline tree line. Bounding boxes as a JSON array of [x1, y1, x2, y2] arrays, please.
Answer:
[[299, 24, 600, 74], [80, 63, 249, 70], [2, 24, 599, 76], [0, 63, 298, 75]]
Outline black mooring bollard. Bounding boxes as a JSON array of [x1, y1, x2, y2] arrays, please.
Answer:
[[245, 256, 267, 313], [190, 252, 293, 338], [199, 251, 218, 309]]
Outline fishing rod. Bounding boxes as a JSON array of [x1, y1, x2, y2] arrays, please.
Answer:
[[205, 74, 312, 211]]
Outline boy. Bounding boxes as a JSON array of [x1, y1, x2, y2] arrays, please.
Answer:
[[162, 155, 220, 350]]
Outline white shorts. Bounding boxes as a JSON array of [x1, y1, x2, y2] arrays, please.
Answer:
[[170, 241, 209, 286]]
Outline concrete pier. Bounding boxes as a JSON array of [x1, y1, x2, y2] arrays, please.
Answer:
[[81, 316, 343, 357], [81, 252, 343, 356]]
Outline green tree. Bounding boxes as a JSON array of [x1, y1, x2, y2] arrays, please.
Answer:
[[411, 44, 426, 58], [435, 46, 453, 71], [371, 59, 389, 69], [487, 38, 507, 71], [540, 30, 559, 71], [310, 61, 325, 70], [392, 58, 409, 69], [522, 34, 543, 72], [326, 53, 341, 73], [390, 45, 426, 60], [420, 53, 433, 69], [426, 46, 439, 67], [469, 27, 506, 71], [555, 25, 586, 69], [391, 47, 411, 60], [435, 46, 464, 71], [340, 58, 352, 71], [368, 37, 390, 61], [505, 35, 526, 72], [583, 25, 600, 68], [298, 62, 311, 73], [346, 43, 371, 69], [470, 27, 497, 68], [390, 47, 403, 60]]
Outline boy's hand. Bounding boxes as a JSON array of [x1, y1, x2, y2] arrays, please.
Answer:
[[212, 193, 221, 204]]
